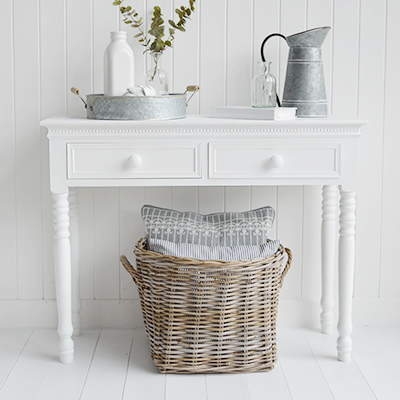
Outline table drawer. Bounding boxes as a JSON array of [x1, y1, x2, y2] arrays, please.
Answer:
[[67, 142, 201, 179], [209, 142, 340, 179]]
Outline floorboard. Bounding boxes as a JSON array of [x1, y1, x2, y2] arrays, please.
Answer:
[[122, 329, 165, 400], [0, 329, 58, 400], [277, 329, 335, 400], [245, 360, 292, 400], [351, 326, 400, 400], [36, 329, 101, 400], [0, 328, 33, 389], [79, 329, 134, 400], [304, 329, 376, 400], [0, 326, 399, 400]]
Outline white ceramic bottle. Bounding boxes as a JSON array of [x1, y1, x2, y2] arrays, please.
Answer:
[[104, 31, 134, 96]]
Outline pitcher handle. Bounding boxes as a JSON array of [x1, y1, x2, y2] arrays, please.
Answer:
[[260, 33, 287, 107], [260, 33, 287, 62]]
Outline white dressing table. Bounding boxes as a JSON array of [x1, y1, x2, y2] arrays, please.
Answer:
[[41, 115, 367, 364]]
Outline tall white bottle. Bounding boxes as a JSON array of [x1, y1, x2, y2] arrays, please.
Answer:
[[104, 31, 134, 96]]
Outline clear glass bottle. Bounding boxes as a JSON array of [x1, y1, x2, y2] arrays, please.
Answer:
[[145, 52, 168, 95], [251, 61, 277, 108], [104, 31, 135, 96]]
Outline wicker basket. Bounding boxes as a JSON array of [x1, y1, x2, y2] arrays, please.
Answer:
[[120, 238, 292, 374]]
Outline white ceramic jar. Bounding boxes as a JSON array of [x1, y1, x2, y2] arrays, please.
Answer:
[[104, 31, 134, 96]]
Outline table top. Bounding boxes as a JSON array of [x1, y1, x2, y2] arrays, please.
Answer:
[[41, 114, 368, 137]]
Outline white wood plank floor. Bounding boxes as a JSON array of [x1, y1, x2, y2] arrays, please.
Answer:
[[0, 326, 399, 400]]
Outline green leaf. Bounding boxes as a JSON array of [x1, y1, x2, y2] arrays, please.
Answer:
[[113, 1, 122, 5], [134, 33, 142, 37]]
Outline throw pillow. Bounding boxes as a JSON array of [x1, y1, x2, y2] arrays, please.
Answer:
[[141, 205, 275, 246]]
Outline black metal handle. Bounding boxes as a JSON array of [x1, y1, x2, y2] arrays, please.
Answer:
[[260, 33, 287, 107], [260, 33, 287, 62]]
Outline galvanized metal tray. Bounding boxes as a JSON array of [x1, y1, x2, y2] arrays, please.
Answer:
[[71, 86, 199, 121]]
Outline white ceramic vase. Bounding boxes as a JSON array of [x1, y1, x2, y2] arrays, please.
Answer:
[[104, 31, 134, 96]]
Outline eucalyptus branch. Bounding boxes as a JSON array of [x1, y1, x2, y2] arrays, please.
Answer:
[[113, 0, 196, 54]]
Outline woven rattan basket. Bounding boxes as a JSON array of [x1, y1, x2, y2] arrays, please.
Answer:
[[120, 238, 292, 374]]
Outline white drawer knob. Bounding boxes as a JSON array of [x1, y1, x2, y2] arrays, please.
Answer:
[[127, 154, 142, 169], [270, 154, 283, 169]]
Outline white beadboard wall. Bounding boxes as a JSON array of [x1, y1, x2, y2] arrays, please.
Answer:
[[1, 0, 399, 328]]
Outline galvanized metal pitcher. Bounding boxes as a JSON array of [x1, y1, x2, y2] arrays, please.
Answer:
[[261, 27, 331, 118]]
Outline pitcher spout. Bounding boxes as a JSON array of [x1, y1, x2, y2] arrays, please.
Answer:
[[286, 26, 330, 47]]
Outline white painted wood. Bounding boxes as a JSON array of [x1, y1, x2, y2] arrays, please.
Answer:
[[198, 187, 225, 214], [0, 329, 59, 400], [302, 185, 323, 301], [79, 329, 133, 400], [42, 116, 364, 362], [94, 188, 120, 300], [14, 0, 43, 300], [320, 185, 337, 334], [351, 326, 400, 400], [278, 329, 335, 400], [122, 328, 165, 400], [69, 188, 82, 335], [225, 186, 251, 212], [209, 142, 339, 180], [366, 325, 400, 372], [304, 329, 376, 400], [0, 0, 17, 300], [166, 373, 207, 400], [172, 187, 199, 212], [39, 0, 67, 302], [36, 329, 100, 400], [331, 0, 359, 117], [77, 188, 95, 300], [199, 0, 226, 113], [66, 0, 92, 117], [226, 0, 253, 107], [206, 374, 250, 400], [277, 186, 303, 300], [337, 189, 356, 362], [0, 329, 33, 388], [354, 0, 386, 300], [67, 142, 202, 179], [379, 0, 400, 299], [3, 0, 400, 351], [52, 192, 74, 363], [119, 187, 146, 300], [245, 360, 292, 400], [2, 327, 400, 399]]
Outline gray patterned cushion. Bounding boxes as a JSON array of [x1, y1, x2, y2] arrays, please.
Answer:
[[148, 238, 280, 261], [141, 205, 275, 246]]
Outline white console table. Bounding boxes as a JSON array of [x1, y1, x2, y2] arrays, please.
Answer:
[[41, 115, 367, 364]]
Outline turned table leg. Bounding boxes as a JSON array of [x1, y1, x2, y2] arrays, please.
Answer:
[[337, 188, 356, 362], [52, 191, 74, 364], [69, 188, 82, 336], [321, 185, 337, 334]]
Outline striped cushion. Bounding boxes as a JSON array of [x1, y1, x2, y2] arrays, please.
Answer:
[[148, 238, 280, 261], [141, 205, 275, 246]]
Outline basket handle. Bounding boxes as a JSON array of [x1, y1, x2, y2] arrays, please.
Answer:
[[280, 247, 292, 285], [120, 255, 140, 286]]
